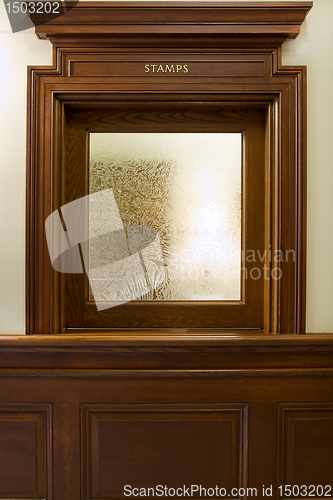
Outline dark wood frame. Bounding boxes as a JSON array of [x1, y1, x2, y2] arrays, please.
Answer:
[[27, 2, 312, 335], [63, 104, 266, 330]]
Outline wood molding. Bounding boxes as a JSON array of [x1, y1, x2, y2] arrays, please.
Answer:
[[0, 334, 333, 371], [31, 2, 312, 42], [2, 333, 333, 349]]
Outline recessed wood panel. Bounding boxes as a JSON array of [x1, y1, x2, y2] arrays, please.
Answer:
[[70, 60, 265, 78], [81, 403, 249, 500], [0, 404, 51, 499], [278, 402, 333, 488], [64, 105, 266, 330]]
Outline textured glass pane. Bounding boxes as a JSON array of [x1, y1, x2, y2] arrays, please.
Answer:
[[89, 133, 242, 302]]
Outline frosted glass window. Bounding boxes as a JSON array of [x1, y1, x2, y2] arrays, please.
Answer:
[[89, 133, 242, 302]]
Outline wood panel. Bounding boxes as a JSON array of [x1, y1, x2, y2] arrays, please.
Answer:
[[277, 403, 333, 489], [81, 403, 249, 500], [69, 60, 266, 78], [0, 404, 51, 500]]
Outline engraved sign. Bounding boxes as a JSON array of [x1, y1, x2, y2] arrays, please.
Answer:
[[69, 59, 266, 78], [144, 64, 189, 73]]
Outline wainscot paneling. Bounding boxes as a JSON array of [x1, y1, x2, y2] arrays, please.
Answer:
[[278, 402, 333, 488], [0, 335, 332, 500], [81, 403, 249, 499], [0, 404, 51, 499]]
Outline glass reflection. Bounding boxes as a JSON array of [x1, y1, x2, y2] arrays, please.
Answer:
[[89, 133, 242, 301]]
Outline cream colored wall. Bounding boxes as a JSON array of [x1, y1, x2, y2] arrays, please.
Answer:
[[0, 0, 332, 334], [0, 6, 52, 334]]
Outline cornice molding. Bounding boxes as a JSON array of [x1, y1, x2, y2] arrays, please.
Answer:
[[32, 1, 312, 44]]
